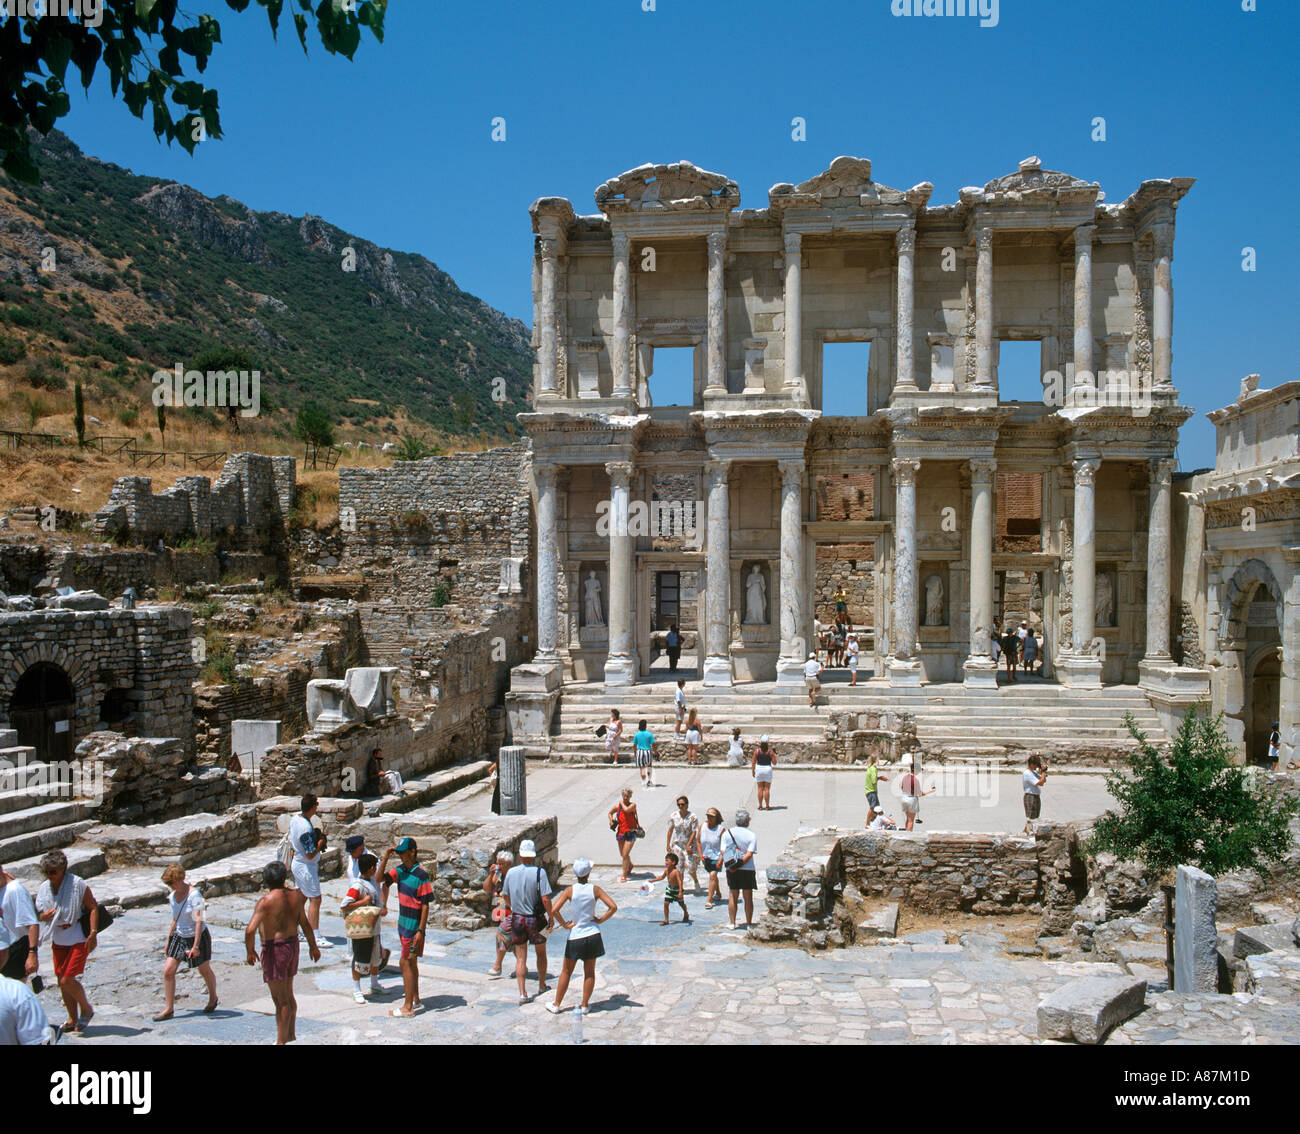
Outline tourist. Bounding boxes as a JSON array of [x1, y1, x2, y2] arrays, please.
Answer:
[[609, 787, 640, 882], [674, 678, 687, 736], [897, 755, 935, 832], [288, 794, 331, 948], [667, 795, 702, 892], [244, 860, 320, 1045], [804, 652, 824, 708], [632, 717, 658, 787], [1000, 626, 1020, 681], [684, 707, 704, 765], [726, 727, 746, 767], [752, 735, 776, 811], [604, 708, 623, 765], [0, 864, 39, 986], [484, 850, 516, 977], [1267, 722, 1281, 771], [379, 837, 433, 1017], [699, 808, 727, 909], [829, 619, 844, 668], [503, 839, 554, 1005], [652, 853, 690, 925], [666, 624, 682, 672], [864, 752, 888, 821], [868, 805, 897, 831], [345, 835, 390, 971], [0, 922, 49, 1045], [846, 632, 861, 685], [35, 849, 97, 1034], [723, 810, 758, 929], [1022, 627, 1039, 675], [546, 857, 616, 1016], [812, 615, 825, 662], [990, 622, 1001, 663], [1022, 755, 1048, 835], [365, 746, 403, 796], [340, 852, 385, 1004], [834, 585, 848, 620], [1017, 621, 1030, 662], [153, 865, 217, 1021]]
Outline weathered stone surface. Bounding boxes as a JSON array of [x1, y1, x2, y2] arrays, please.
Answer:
[[1037, 976, 1147, 1044], [856, 903, 899, 942], [1174, 865, 1218, 994], [1233, 923, 1299, 960]]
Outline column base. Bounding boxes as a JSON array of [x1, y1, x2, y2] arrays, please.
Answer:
[[1057, 655, 1103, 689], [602, 655, 637, 687], [702, 655, 734, 687], [888, 658, 922, 687], [1138, 659, 1211, 699], [963, 657, 1000, 689], [775, 657, 807, 686]]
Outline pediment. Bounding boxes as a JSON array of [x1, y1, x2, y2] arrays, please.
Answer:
[[975, 156, 1101, 203], [595, 161, 739, 214], [769, 155, 927, 209]]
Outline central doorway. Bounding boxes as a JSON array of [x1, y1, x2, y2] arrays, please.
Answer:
[[10, 662, 75, 764]]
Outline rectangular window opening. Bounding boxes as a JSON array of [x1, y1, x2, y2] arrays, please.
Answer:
[[648, 347, 695, 408], [997, 340, 1044, 403], [821, 341, 870, 416]]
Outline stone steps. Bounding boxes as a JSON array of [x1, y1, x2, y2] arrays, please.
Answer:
[[5, 845, 108, 884], [0, 817, 98, 864]]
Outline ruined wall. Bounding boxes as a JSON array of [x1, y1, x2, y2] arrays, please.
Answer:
[[814, 542, 875, 626]]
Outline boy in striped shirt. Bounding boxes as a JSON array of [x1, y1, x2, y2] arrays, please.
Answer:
[[380, 837, 433, 1018]]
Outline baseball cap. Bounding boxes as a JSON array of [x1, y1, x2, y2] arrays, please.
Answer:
[[395, 837, 416, 854], [760, 734, 770, 743], [345, 835, 364, 852], [574, 857, 592, 878], [808, 652, 817, 659], [519, 839, 537, 858]]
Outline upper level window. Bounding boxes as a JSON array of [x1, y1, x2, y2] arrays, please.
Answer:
[[997, 340, 1044, 403]]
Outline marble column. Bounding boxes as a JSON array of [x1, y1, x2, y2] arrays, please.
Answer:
[[889, 457, 922, 686], [611, 232, 633, 399], [1059, 457, 1103, 688], [1143, 457, 1175, 662], [702, 459, 733, 686], [783, 231, 804, 400], [1072, 223, 1095, 396], [538, 237, 560, 397], [895, 222, 917, 393], [1151, 223, 1175, 392], [964, 457, 998, 687], [974, 225, 995, 391], [705, 229, 727, 395], [604, 461, 636, 685], [776, 459, 808, 685], [535, 463, 559, 662]]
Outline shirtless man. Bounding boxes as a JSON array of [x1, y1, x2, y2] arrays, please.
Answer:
[[245, 861, 320, 1044]]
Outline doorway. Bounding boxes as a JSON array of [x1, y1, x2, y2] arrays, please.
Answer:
[[1249, 651, 1280, 766], [10, 662, 75, 764]]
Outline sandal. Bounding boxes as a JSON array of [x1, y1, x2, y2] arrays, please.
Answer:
[[64, 1019, 81, 1033], [388, 1007, 415, 1018], [151, 1010, 174, 1023], [203, 998, 219, 1014], [704, 902, 715, 910]]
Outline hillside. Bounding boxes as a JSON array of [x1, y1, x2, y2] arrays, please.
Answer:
[[0, 129, 533, 447]]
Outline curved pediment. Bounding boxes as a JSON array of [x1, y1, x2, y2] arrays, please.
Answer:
[[594, 161, 739, 214], [975, 156, 1102, 203], [769, 155, 930, 210]]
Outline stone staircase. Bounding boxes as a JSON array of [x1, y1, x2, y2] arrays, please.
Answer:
[[547, 679, 1170, 765], [0, 730, 102, 880]]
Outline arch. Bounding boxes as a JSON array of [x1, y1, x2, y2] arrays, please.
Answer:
[[0, 640, 92, 708], [1218, 557, 1284, 643], [8, 660, 76, 764], [12, 662, 74, 709]]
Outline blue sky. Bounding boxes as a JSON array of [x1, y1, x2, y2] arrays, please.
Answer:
[[54, 0, 1298, 469]]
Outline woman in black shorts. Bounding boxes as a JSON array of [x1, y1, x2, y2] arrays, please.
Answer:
[[546, 857, 617, 1016]]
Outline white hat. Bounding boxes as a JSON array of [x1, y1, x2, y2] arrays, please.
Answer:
[[519, 840, 537, 858], [760, 734, 770, 744], [573, 857, 592, 878], [872, 805, 885, 814], [809, 652, 817, 660]]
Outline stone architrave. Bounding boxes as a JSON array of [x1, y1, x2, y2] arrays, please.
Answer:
[[889, 458, 921, 686], [1174, 864, 1218, 994], [776, 459, 808, 685], [498, 744, 527, 815], [703, 459, 733, 686]]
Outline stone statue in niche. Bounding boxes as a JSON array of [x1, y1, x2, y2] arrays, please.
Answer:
[[583, 570, 605, 627], [744, 564, 767, 624], [924, 574, 944, 626], [1096, 571, 1115, 628]]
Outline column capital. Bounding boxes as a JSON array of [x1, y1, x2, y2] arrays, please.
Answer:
[[891, 457, 921, 485], [707, 229, 727, 254], [1072, 457, 1101, 486], [783, 231, 803, 256], [1150, 457, 1176, 487], [704, 458, 732, 485], [611, 231, 631, 258], [777, 458, 805, 486], [534, 463, 558, 492], [969, 456, 997, 481], [1073, 222, 1095, 245], [975, 225, 994, 253], [1150, 221, 1174, 256], [604, 460, 634, 485], [895, 222, 916, 254], [538, 237, 560, 261]]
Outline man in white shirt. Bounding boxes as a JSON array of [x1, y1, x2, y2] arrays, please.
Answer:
[[288, 794, 331, 948], [1022, 755, 1047, 834], [803, 653, 824, 708], [0, 864, 39, 984], [0, 922, 49, 1045], [723, 810, 759, 929], [673, 679, 687, 736]]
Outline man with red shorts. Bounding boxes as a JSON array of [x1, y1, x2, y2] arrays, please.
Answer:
[[380, 837, 433, 1018], [245, 860, 320, 1045]]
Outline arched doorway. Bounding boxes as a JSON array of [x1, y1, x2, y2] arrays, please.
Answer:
[[10, 662, 75, 764], [1249, 649, 1281, 766], [1219, 558, 1284, 765]]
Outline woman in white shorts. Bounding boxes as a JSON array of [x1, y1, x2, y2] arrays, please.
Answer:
[[752, 735, 776, 811], [897, 756, 934, 832], [846, 632, 860, 686], [684, 709, 703, 765], [604, 708, 623, 765]]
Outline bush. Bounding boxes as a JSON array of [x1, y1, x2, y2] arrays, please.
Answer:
[[431, 583, 450, 608], [393, 434, 441, 461], [21, 357, 67, 391], [1085, 708, 1300, 878], [118, 406, 139, 428], [0, 331, 26, 365]]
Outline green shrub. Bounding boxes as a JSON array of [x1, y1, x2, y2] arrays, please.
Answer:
[[0, 331, 26, 365]]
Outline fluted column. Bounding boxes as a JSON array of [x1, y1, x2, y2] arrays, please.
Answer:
[[604, 461, 636, 685], [964, 457, 998, 687], [534, 464, 559, 661], [1151, 223, 1175, 392], [895, 223, 917, 393], [974, 225, 995, 391], [1144, 457, 1175, 662], [702, 459, 733, 686], [705, 229, 727, 395], [611, 232, 633, 399], [889, 457, 922, 686], [783, 231, 804, 400], [1072, 223, 1095, 396], [776, 459, 808, 685]]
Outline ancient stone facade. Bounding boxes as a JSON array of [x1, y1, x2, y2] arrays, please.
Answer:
[[523, 157, 1197, 692]]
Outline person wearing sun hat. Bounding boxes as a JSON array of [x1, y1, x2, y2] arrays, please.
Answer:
[[546, 858, 617, 1016], [503, 840, 555, 1005], [803, 651, 824, 708]]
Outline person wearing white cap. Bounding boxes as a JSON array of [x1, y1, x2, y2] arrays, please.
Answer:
[[0, 920, 50, 1045], [502, 840, 554, 1005], [752, 735, 777, 811], [546, 858, 616, 1016], [845, 632, 861, 686], [803, 652, 824, 709]]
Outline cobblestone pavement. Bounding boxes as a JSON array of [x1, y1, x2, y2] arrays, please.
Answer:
[[47, 866, 1299, 1046]]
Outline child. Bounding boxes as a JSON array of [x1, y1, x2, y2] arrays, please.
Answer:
[[340, 852, 384, 1003], [653, 853, 690, 925], [868, 806, 897, 831]]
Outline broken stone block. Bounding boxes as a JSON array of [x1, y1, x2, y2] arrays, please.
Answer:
[[1232, 922, 1299, 960], [1126, 963, 1170, 994], [856, 902, 899, 942], [1037, 976, 1147, 1044], [48, 590, 110, 610], [1174, 865, 1218, 994], [306, 678, 354, 731]]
